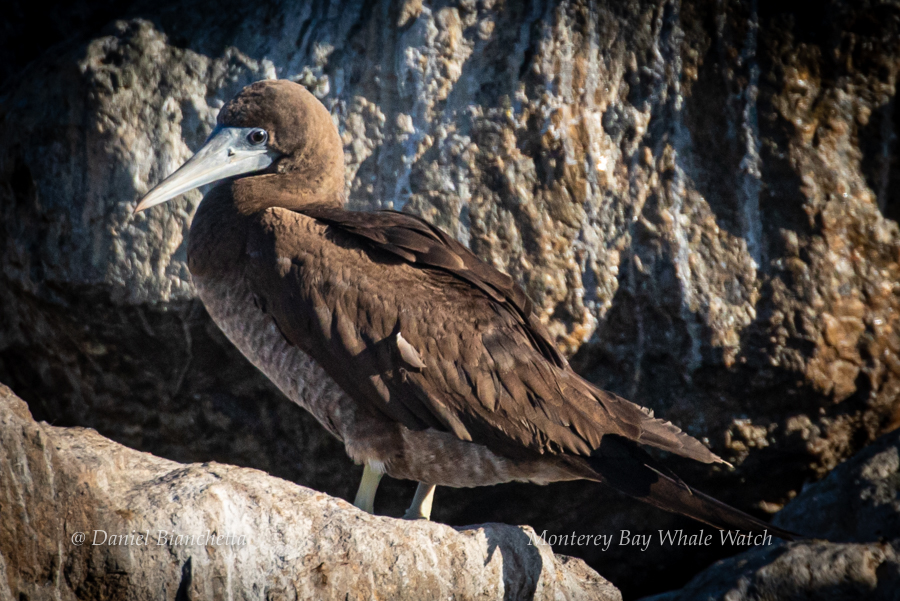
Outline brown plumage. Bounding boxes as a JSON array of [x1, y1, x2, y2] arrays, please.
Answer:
[[136, 79, 797, 539]]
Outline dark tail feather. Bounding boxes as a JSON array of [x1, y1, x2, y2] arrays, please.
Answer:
[[588, 436, 801, 541]]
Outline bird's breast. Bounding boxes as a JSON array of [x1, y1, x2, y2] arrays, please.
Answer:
[[192, 267, 352, 442]]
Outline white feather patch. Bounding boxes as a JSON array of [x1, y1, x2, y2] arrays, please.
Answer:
[[396, 331, 427, 369]]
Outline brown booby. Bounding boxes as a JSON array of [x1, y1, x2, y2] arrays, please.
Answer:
[[134, 79, 795, 538]]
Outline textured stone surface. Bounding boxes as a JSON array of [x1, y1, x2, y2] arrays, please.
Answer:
[[2, 0, 900, 596], [0, 384, 620, 601], [641, 541, 900, 601], [773, 427, 900, 542], [640, 424, 900, 600]]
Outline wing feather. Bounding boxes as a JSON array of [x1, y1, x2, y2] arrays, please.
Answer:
[[246, 207, 725, 465]]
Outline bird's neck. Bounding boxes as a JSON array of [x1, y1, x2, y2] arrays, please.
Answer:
[[232, 171, 345, 215], [187, 184, 253, 280], [187, 175, 345, 281]]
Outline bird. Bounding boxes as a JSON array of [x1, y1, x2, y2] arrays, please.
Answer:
[[134, 79, 796, 539]]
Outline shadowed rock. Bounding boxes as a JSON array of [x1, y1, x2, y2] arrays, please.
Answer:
[[640, 541, 900, 601], [640, 427, 900, 600], [773, 427, 900, 543]]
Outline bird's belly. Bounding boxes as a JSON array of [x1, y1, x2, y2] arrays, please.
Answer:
[[394, 428, 585, 487], [193, 271, 355, 443], [192, 271, 580, 489]]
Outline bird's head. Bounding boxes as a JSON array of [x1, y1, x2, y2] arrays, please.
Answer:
[[134, 79, 345, 214]]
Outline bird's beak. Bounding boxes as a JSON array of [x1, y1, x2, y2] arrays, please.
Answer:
[[134, 127, 278, 213]]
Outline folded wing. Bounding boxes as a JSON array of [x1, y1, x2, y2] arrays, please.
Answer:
[[245, 207, 725, 466]]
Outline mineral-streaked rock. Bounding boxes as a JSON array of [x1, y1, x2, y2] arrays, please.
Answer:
[[0, 384, 620, 601], [2, 1, 900, 596]]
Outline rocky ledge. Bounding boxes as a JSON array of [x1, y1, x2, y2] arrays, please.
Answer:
[[4, 372, 900, 600], [0, 384, 619, 601]]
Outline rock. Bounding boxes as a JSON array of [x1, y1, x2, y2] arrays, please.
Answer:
[[2, 1, 900, 597], [773, 427, 900, 543], [0, 384, 620, 601], [640, 541, 900, 601], [639, 426, 900, 600]]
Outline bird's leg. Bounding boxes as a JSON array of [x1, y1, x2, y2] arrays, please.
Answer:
[[353, 464, 383, 514], [402, 482, 437, 520]]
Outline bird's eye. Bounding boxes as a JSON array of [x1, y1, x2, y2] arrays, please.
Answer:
[[247, 129, 268, 145]]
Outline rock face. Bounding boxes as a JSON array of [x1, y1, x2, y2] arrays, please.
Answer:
[[0, 384, 620, 600], [641, 427, 900, 600], [2, 0, 900, 596]]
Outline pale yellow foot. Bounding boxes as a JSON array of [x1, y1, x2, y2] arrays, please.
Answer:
[[403, 482, 436, 520], [353, 464, 383, 514]]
